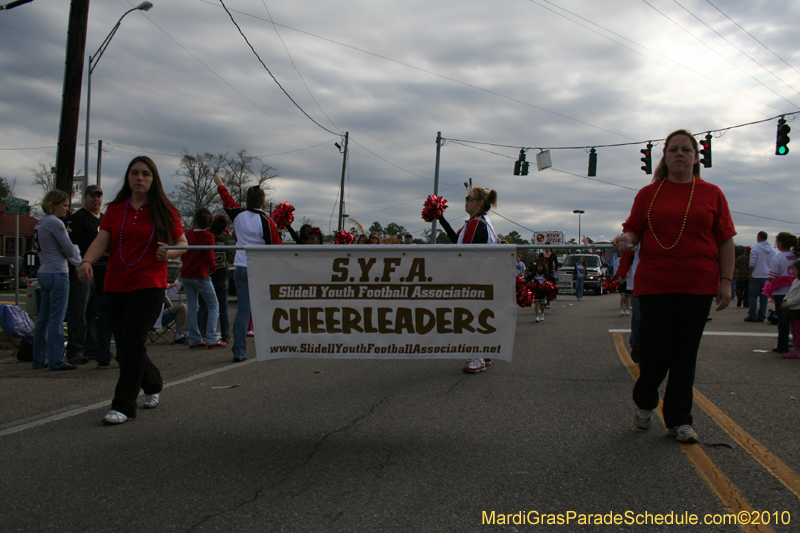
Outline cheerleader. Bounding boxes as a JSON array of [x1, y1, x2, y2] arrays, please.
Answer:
[[531, 260, 554, 322], [437, 186, 498, 373]]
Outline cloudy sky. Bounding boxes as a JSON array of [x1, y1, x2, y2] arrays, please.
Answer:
[[1, 0, 798, 245]]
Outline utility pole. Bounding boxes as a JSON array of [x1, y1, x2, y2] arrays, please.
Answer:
[[54, 0, 90, 196], [431, 132, 442, 244], [337, 131, 349, 232], [96, 139, 103, 187]]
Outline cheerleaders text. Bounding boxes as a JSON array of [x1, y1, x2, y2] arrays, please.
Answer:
[[272, 306, 497, 335]]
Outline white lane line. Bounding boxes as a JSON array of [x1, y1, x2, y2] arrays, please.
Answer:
[[0, 358, 257, 438], [608, 329, 777, 337]]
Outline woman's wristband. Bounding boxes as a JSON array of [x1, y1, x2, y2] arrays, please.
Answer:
[[80, 260, 91, 265], [720, 277, 732, 282]]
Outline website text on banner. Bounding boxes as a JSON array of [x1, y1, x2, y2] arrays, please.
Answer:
[[247, 245, 517, 361]]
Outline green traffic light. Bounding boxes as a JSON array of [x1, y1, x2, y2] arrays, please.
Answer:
[[778, 145, 789, 155]]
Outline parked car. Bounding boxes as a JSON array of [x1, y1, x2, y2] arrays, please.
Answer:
[[556, 254, 607, 295], [0, 256, 17, 290]]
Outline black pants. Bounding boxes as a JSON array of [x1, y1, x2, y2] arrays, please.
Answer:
[[107, 288, 165, 418], [735, 280, 749, 306], [633, 293, 713, 428]]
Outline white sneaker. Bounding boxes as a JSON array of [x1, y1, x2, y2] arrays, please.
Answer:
[[539, 313, 544, 321], [463, 358, 486, 373], [102, 410, 128, 425], [634, 408, 653, 430], [620, 309, 625, 316], [143, 393, 160, 409], [535, 315, 540, 322], [668, 425, 699, 443]]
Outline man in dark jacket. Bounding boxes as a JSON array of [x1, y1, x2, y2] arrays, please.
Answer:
[[65, 185, 105, 365]]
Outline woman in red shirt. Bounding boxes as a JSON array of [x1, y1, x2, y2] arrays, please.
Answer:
[[613, 130, 735, 444], [78, 156, 187, 426], [181, 208, 226, 349]]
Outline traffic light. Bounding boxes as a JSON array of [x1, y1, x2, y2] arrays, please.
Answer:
[[699, 134, 712, 168], [588, 148, 597, 177], [776, 117, 790, 156], [513, 149, 529, 176], [640, 143, 652, 175]]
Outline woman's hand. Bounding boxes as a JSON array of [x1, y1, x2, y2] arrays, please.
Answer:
[[156, 242, 169, 261], [781, 301, 789, 309], [612, 233, 635, 254], [77, 262, 93, 285], [214, 174, 223, 187], [715, 280, 732, 311]]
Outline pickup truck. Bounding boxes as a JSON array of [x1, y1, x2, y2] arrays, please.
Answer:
[[556, 254, 607, 295]]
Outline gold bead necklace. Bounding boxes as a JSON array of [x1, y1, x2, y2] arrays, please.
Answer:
[[646, 176, 695, 250]]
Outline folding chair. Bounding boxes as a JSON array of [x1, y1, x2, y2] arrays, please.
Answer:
[[149, 312, 176, 343], [149, 295, 177, 343]]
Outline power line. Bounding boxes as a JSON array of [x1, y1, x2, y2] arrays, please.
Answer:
[[705, 0, 800, 80], [671, 0, 800, 98], [135, 2, 326, 151], [641, 0, 799, 110], [218, 0, 340, 136], [532, 0, 779, 116], [201, 0, 637, 141], [443, 111, 799, 152], [260, 1, 340, 133]]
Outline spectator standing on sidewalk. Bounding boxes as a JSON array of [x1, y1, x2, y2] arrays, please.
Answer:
[[198, 215, 232, 344], [32, 190, 83, 371], [181, 208, 225, 350], [733, 247, 751, 308], [64, 185, 105, 365], [764, 232, 797, 356], [78, 156, 187, 425], [746, 232, 776, 322]]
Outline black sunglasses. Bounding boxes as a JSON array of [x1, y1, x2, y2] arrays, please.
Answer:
[[465, 195, 476, 202]]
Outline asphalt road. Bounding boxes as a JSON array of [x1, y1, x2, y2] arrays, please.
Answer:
[[1, 295, 798, 532]]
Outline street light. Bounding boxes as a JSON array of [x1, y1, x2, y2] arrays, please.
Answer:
[[573, 210, 585, 244], [83, 1, 153, 191]]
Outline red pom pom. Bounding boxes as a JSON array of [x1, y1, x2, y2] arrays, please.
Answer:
[[421, 195, 448, 223], [333, 230, 354, 245], [602, 277, 619, 293], [516, 275, 534, 308], [271, 202, 295, 229], [540, 280, 559, 301]]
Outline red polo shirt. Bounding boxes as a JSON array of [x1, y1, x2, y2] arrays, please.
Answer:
[[622, 178, 736, 297], [100, 201, 184, 293]]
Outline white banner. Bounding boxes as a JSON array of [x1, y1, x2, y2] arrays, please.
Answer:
[[246, 245, 517, 361]]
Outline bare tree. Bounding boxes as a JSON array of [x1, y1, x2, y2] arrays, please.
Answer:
[[222, 149, 277, 207], [32, 162, 82, 206], [0, 176, 16, 199], [170, 151, 226, 223]]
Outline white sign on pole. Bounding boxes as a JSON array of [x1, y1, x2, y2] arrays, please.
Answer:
[[532, 231, 564, 245], [247, 245, 517, 361]]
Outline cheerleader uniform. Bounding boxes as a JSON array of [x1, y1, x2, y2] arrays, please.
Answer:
[[438, 212, 497, 373]]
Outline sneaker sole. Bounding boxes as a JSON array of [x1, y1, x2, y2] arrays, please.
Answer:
[[463, 366, 486, 373]]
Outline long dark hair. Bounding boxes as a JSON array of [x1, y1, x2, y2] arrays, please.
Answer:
[[653, 130, 701, 181], [110, 156, 181, 244]]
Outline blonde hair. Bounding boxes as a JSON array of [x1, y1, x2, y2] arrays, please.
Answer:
[[468, 187, 498, 213], [41, 189, 69, 215]]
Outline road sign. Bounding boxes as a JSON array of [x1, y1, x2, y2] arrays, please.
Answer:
[[4, 205, 31, 214], [532, 231, 564, 245], [4, 196, 29, 207]]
